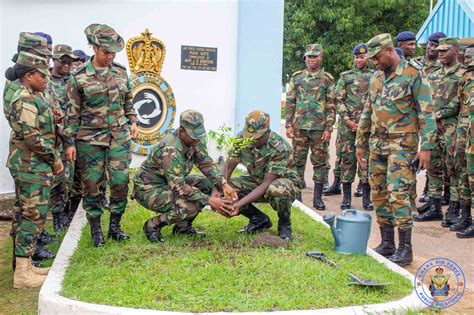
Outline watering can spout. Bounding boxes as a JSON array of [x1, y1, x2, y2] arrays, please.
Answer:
[[323, 213, 341, 246]]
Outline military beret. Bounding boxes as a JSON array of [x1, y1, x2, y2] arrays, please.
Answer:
[[17, 32, 52, 57], [33, 32, 53, 45], [180, 110, 206, 140], [352, 43, 368, 55], [84, 23, 124, 53], [366, 33, 394, 59], [427, 32, 446, 44], [53, 44, 77, 60], [16, 51, 50, 77], [303, 43, 322, 60], [73, 49, 90, 62], [437, 37, 459, 51], [395, 47, 404, 57], [395, 31, 416, 42], [242, 110, 270, 140]]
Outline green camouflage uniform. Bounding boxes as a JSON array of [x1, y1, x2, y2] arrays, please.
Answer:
[[415, 56, 442, 76], [426, 42, 464, 200], [133, 119, 225, 226], [7, 52, 59, 257], [285, 44, 336, 184], [335, 67, 373, 183], [63, 25, 136, 219], [462, 62, 474, 203], [356, 35, 436, 229], [229, 131, 301, 217]]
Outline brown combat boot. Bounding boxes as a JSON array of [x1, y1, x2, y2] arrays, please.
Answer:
[[13, 257, 47, 288], [29, 257, 50, 275]]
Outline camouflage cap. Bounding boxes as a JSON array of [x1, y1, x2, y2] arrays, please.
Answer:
[[53, 44, 77, 59], [437, 37, 460, 51], [16, 51, 50, 76], [84, 23, 124, 53], [303, 43, 322, 58], [242, 110, 270, 139], [18, 32, 52, 57], [366, 33, 394, 59], [180, 110, 206, 140]]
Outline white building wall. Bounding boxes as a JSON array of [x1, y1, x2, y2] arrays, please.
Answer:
[[0, 0, 238, 194]]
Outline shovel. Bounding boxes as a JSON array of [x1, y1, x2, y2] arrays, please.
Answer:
[[306, 251, 392, 287]]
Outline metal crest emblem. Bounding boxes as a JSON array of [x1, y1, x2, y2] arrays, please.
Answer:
[[126, 29, 176, 155]]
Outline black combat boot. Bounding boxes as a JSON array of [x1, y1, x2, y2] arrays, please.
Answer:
[[441, 185, 450, 206], [441, 201, 460, 227], [172, 216, 206, 237], [313, 183, 325, 210], [354, 181, 363, 197], [457, 225, 474, 238], [414, 198, 443, 221], [238, 204, 272, 233], [389, 228, 413, 266], [37, 230, 57, 246], [419, 177, 429, 203], [32, 244, 56, 260], [66, 196, 82, 226], [416, 199, 432, 214], [362, 183, 374, 211], [143, 218, 168, 243], [277, 210, 292, 241], [52, 212, 65, 233], [89, 217, 105, 247], [373, 226, 396, 257], [340, 183, 351, 210], [108, 213, 130, 241], [324, 176, 341, 196], [450, 201, 472, 231], [322, 171, 330, 193]]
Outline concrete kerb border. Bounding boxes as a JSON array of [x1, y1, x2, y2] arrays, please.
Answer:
[[38, 201, 427, 314]]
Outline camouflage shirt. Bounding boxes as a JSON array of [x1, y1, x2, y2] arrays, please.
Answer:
[[461, 66, 474, 154], [3, 80, 22, 127], [63, 58, 137, 147], [231, 131, 300, 185], [427, 63, 464, 130], [335, 68, 374, 123], [134, 130, 225, 204], [6, 85, 60, 184], [356, 59, 436, 154], [285, 69, 336, 131], [414, 56, 442, 76], [48, 74, 69, 114]]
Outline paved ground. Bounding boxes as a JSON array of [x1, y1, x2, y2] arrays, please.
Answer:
[[286, 125, 474, 313]]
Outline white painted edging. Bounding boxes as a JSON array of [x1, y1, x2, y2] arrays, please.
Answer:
[[39, 201, 426, 314]]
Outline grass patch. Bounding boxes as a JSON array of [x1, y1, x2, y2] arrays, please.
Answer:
[[0, 221, 65, 315], [61, 201, 412, 312]]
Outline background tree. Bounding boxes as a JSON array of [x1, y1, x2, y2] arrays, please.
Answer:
[[283, 0, 431, 83]]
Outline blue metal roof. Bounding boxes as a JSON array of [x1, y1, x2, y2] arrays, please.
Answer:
[[416, 0, 474, 43]]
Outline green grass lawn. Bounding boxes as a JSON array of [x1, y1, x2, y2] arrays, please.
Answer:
[[61, 201, 413, 312]]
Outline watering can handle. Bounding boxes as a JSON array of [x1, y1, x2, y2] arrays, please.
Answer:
[[343, 209, 357, 217]]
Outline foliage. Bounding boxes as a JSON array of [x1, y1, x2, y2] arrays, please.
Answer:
[[283, 0, 430, 82], [62, 202, 412, 311], [208, 124, 255, 158]]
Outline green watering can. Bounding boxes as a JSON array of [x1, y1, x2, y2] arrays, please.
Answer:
[[323, 209, 372, 254]]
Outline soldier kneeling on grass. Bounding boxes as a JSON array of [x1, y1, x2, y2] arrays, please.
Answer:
[[132, 110, 239, 243], [223, 111, 302, 241]]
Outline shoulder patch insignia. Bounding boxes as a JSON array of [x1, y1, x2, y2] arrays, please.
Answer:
[[409, 59, 423, 70]]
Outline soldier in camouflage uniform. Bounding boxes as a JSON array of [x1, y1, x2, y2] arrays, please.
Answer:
[[6, 51, 63, 288], [415, 32, 446, 204], [64, 24, 138, 247], [133, 110, 237, 243], [415, 38, 464, 222], [456, 45, 474, 238], [395, 31, 417, 61], [224, 111, 301, 240], [335, 43, 374, 211], [47, 44, 77, 232], [356, 33, 436, 266], [285, 44, 335, 210]]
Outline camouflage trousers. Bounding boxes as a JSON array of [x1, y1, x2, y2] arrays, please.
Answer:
[[369, 152, 416, 229], [338, 122, 369, 183], [132, 175, 212, 226], [76, 139, 131, 219], [331, 128, 341, 178], [10, 170, 51, 257], [292, 129, 329, 184], [455, 123, 470, 202], [229, 175, 300, 217], [467, 152, 474, 205], [427, 132, 458, 199], [50, 158, 68, 214], [68, 159, 82, 198]]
